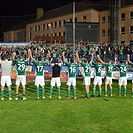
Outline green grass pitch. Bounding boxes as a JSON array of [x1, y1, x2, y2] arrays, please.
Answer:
[[0, 78, 132, 133]]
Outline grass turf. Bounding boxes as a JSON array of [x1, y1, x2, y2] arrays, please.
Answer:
[[0, 78, 132, 133]]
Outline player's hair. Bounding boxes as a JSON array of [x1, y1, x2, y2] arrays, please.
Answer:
[[70, 58, 74, 63], [55, 58, 58, 63], [38, 56, 42, 61], [120, 60, 125, 64], [108, 59, 111, 62], [4, 54, 9, 60], [19, 55, 23, 59], [84, 58, 88, 63]]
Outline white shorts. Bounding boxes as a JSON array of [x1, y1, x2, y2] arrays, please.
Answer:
[[16, 75, 26, 86], [1, 76, 11, 86], [93, 76, 102, 86], [118, 77, 127, 86], [83, 77, 91, 86], [51, 77, 61, 87], [35, 76, 45, 87], [132, 79, 133, 84], [67, 77, 76, 86], [105, 76, 112, 85]]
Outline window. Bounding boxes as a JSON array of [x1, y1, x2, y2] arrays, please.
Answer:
[[42, 24, 45, 30], [108, 16, 110, 23], [70, 18, 72, 22], [82, 16, 86, 20], [130, 12, 133, 19], [130, 26, 133, 33], [58, 32, 61, 36], [108, 29, 110, 36], [62, 20, 65, 26], [29, 32, 32, 39], [29, 27, 32, 30], [63, 32, 65, 36], [75, 17, 77, 22], [102, 17, 105, 23], [54, 33, 57, 36], [54, 22, 57, 28], [121, 41, 125, 45], [34, 26, 37, 32], [121, 27, 125, 34], [58, 21, 61, 27], [102, 29, 105, 36], [121, 13, 125, 20], [38, 25, 40, 31], [130, 40, 133, 45]]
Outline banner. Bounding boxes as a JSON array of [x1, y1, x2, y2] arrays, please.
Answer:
[[0, 72, 67, 82]]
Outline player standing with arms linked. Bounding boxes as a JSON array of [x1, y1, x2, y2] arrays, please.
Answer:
[[62, 52, 78, 100], [0, 53, 16, 100], [75, 52, 93, 99], [12, 49, 31, 100], [97, 55, 117, 96], [30, 50, 50, 99]]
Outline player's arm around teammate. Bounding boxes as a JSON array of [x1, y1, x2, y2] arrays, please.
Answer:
[[62, 52, 78, 99], [127, 54, 133, 97], [76, 52, 93, 99]]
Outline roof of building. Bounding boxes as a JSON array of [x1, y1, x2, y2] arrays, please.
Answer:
[[121, 0, 133, 7]]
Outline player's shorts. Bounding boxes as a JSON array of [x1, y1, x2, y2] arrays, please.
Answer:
[[118, 77, 127, 86], [51, 77, 61, 87], [67, 77, 76, 86], [105, 76, 112, 85], [1, 76, 11, 86], [35, 76, 45, 87], [83, 77, 91, 86], [132, 79, 133, 84], [16, 75, 26, 86], [93, 76, 102, 86]]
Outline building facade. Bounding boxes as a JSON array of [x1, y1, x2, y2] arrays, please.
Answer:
[[3, 0, 133, 45]]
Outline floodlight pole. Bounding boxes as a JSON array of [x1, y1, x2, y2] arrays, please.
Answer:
[[73, 2, 76, 58]]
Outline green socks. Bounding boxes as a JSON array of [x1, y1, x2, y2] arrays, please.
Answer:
[[58, 87, 61, 96], [1, 90, 4, 98], [110, 88, 112, 95], [124, 88, 126, 95], [104, 89, 107, 95], [36, 88, 39, 98], [50, 87, 53, 96], [86, 92, 89, 98], [67, 88, 70, 98], [118, 88, 121, 95], [92, 88, 96, 96], [42, 88, 45, 97], [99, 88, 102, 96], [8, 89, 12, 98], [74, 88, 76, 98]]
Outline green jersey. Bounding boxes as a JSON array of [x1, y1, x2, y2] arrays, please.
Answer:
[[105, 63, 115, 77], [65, 62, 78, 77], [93, 61, 103, 77], [14, 59, 28, 76], [33, 60, 47, 76], [117, 62, 128, 77], [81, 62, 92, 77]]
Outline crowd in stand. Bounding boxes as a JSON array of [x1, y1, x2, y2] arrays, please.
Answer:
[[0, 41, 133, 63]]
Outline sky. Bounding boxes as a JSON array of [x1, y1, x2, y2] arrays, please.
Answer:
[[0, 0, 100, 39]]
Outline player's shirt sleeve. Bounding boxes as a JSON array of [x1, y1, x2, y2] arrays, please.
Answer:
[[65, 62, 70, 67], [14, 59, 18, 64], [92, 61, 96, 67]]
